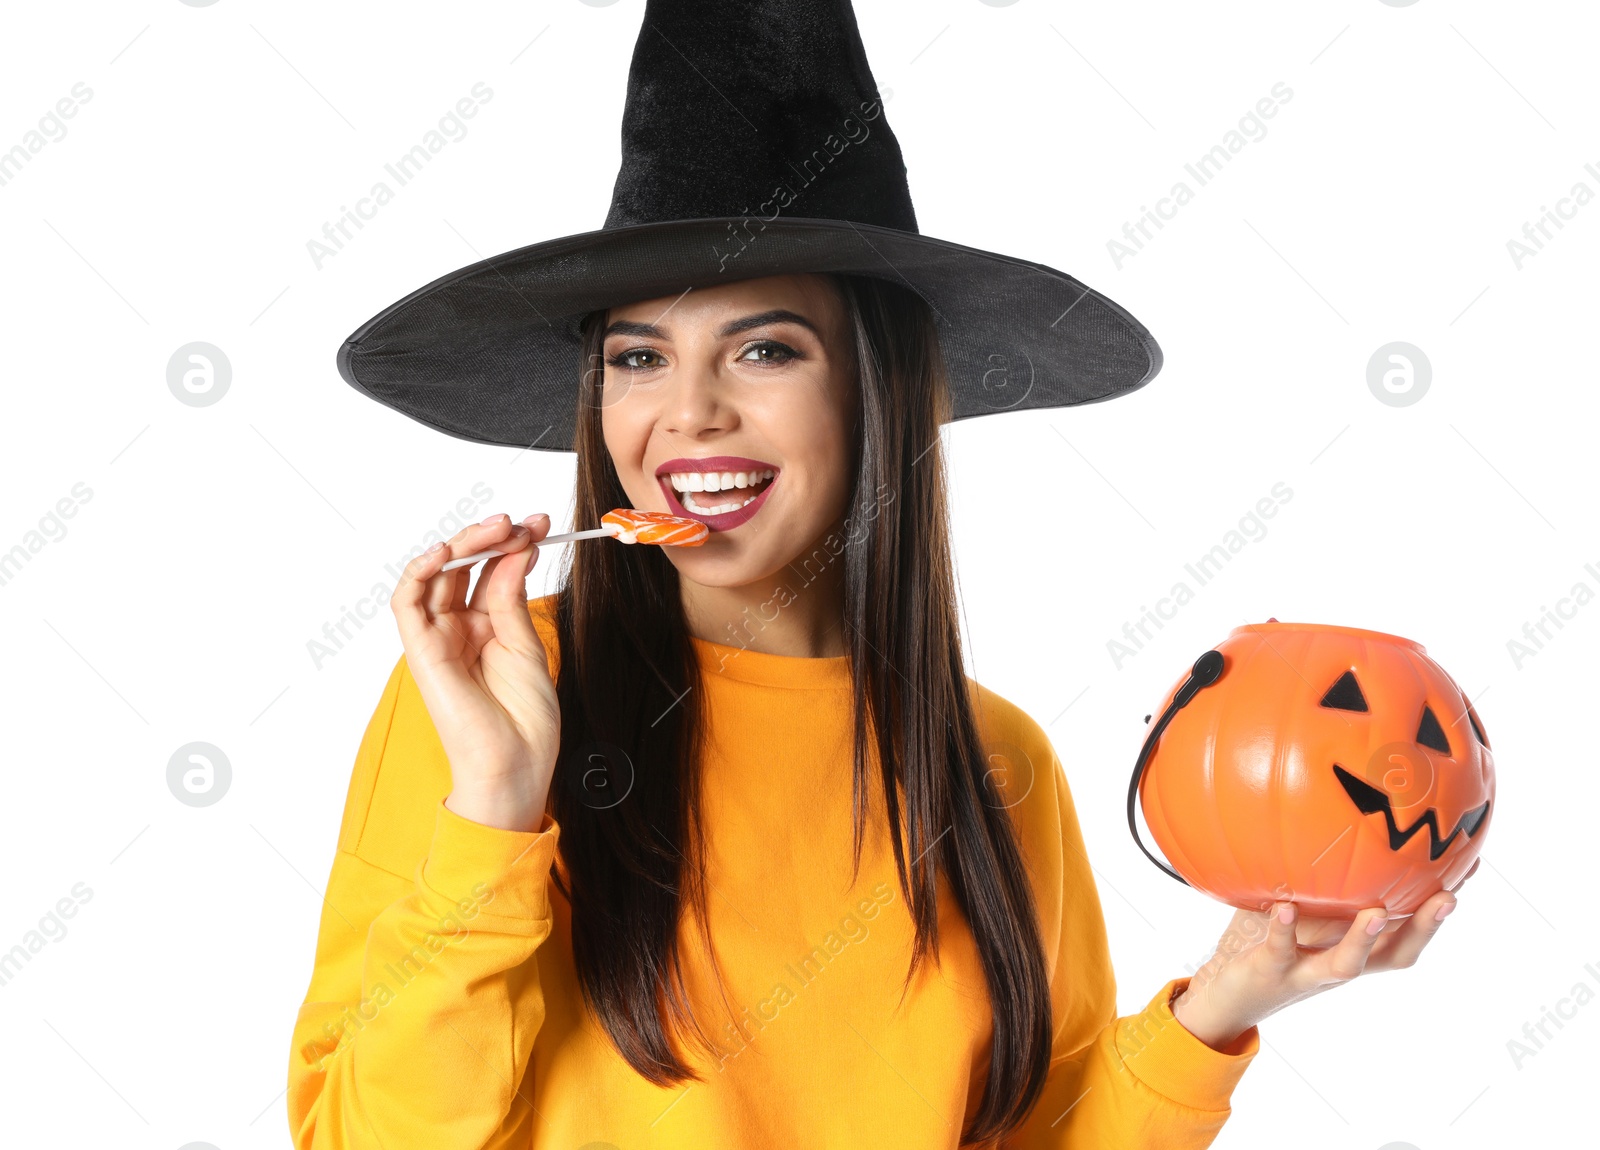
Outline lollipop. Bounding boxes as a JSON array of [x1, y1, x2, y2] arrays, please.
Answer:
[[440, 508, 708, 571], [600, 507, 710, 546]]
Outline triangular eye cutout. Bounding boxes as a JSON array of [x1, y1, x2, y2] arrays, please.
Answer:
[[1416, 705, 1452, 755], [1320, 670, 1369, 712], [1466, 705, 1490, 748]]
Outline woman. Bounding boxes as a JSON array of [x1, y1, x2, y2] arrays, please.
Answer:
[[287, 270, 1467, 1148]]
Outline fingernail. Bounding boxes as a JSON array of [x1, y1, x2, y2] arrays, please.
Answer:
[[426, 541, 444, 553], [1277, 903, 1294, 925], [508, 524, 528, 537], [481, 513, 507, 525], [1367, 913, 1388, 936], [521, 512, 550, 527], [1434, 900, 1457, 922]]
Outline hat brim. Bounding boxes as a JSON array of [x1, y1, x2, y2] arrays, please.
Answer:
[[336, 216, 1162, 451]]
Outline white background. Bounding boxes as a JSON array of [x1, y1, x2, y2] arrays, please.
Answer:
[[0, 1, 1592, 1146]]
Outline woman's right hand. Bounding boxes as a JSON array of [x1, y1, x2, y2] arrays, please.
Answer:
[[390, 512, 559, 832]]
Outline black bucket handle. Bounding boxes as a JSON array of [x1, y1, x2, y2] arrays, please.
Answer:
[[1125, 649, 1227, 887]]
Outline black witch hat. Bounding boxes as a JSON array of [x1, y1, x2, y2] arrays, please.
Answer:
[[336, 0, 1163, 452]]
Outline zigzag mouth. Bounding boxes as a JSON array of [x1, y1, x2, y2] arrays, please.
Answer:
[[1333, 763, 1491, 862]]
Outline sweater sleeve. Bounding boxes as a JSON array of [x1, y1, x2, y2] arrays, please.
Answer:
[[285, 655, 563, 1150], [1000, 741, 1259, 1148]]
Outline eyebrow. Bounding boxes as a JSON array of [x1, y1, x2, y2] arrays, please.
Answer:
[[601, 308, 821, 342]]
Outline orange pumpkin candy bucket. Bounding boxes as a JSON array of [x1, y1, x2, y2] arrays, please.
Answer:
[[1127, 621, 1495, 918]]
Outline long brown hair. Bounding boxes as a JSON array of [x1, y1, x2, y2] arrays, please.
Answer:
[[546, 273, 1052, 1145]]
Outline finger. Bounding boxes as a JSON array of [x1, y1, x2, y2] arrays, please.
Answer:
[[1262, 901, 1299, 969], [1291, 914, 1362, 950], [423, 565, 462, 619], [454, 523, 531, 614], [1307, 907, 1389, 985], [427, 518, 500, 616], [1368, 890, 1457, 973], [451, 516, 535, 614], [427, 514, 519, 616], [473, 514, 551, 658], [466, 514, 547, 612], [391, 539, 454, 649]]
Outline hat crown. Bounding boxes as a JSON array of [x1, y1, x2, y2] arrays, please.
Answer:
[[337, 0, 1162, 453], [601, 0, 917, 233]]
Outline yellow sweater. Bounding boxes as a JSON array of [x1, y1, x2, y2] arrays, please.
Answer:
[[287, 595, 1258, 1148]]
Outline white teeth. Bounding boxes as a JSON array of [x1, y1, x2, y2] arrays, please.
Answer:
[[683, 489, 762, 514], [666, 467, 776, 493]]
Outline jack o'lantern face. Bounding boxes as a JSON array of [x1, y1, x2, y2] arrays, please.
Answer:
[[1136, 623, 1498, 918], [1320, 671, 1493, 862]]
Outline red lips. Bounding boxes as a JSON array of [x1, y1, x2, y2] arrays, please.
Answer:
[[654, 456, 779, 532]]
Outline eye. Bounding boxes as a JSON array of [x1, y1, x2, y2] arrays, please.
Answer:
[[1319, 670, 1368, 713], [1416, 705, 1452, 755], [739, 340, 800, 365], [1466, 704, 1490, 748], [606, 347, 665, 371]]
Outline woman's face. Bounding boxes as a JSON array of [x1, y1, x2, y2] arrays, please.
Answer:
[[599, 273, 858, 588]]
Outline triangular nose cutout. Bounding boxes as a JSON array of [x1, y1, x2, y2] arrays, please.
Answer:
[[1416, 705, 1452, 755], [1320, 670, 1369, 713]]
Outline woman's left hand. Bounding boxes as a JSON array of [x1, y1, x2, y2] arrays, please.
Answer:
[[1171, 858, 1480, 1050]]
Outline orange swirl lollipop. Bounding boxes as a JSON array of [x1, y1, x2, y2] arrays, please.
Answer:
[[441, 507, 707, 571], [600, 507, 709, 546]]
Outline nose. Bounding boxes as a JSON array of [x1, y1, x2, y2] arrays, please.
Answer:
[[659, 357, 734, 440]]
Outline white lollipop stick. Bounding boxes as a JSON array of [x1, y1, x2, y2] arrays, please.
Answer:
[[441, 525, 617, 571]]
